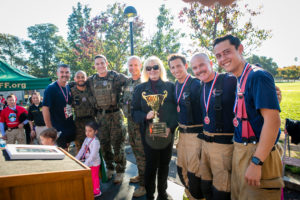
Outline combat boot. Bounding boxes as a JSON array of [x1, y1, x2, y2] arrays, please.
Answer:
[[113, 173, 124, 184], [106, 169, 115, 180], [133, 186, 146, 197], [130, 175, 140, 183]]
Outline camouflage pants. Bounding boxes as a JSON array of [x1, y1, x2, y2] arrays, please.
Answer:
[[128, 117, 146, 186], [74, 117, 95, 152], [6, 128, 26, 144], [96, 110, 126, 173]]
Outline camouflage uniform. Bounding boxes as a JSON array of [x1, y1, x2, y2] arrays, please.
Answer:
[[121, 78, 145, 186], [88, 70, 128, 174], [70, 85, 96, 152]]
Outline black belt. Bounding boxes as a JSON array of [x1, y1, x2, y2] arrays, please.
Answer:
[[179, 126, 203, 134], [198, 133, 233, 144], [97, 108, 119, 114], [7, 127, 18, 131]]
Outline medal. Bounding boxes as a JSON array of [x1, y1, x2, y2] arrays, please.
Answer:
[[233, 63, 251, 128], [233, 117, 239, 127], [176, 74, 191, 113], [177, 105, 180, 112], [203, 72, 218, 125], [129, 86, 133, 92], [103, 81, 107, 86], [82, 97, 87, 102], [204, 116, 210, 125]]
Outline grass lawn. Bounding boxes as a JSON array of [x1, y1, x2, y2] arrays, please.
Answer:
[[276, 81, 300, 174], [276, 82, 300, 129]]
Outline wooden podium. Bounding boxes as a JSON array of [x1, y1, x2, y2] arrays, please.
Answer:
[[0, 148, 94, 200]]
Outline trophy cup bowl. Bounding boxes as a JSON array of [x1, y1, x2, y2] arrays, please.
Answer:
[[142, 91, 168, 137]]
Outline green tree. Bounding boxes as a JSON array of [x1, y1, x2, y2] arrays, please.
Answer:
[[67, 2, 91, 49], [59, 2, 145, 75], [179, 1, 271, 57], [246, 54, 278, 76], [98, 2, 145, 73], [141, 4, 184, 80], [0, 33, 26, 67], [57, 2, 94, 75], [23, 23, 64, 78], [277, 66, 300, 81]]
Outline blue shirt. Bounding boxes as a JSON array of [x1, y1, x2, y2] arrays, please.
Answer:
[[200, 73, 236, 133], [234, 66, 281, 143], [175, 77, 202, 125], [43, 82, 75, 136]]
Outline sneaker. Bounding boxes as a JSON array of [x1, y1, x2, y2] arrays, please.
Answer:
[[113, 173, 124, 184], [130, 175, 140, 183], [94, 191, 102, 197], [133, 186, 146, 197], [106, 169, 115, 180]]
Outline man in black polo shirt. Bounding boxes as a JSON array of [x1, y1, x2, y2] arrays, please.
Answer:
[[28, 92, 47, 144]]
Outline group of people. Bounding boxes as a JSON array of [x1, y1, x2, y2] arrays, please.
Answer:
[[131, 34, 283, 200], [0, 34, 284, 200], [0, 92, 48, 145]]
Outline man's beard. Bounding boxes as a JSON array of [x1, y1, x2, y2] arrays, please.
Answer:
[[77, 82, 86, 87]]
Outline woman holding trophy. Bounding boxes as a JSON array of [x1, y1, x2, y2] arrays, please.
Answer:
[[131, 56, 177, 200]]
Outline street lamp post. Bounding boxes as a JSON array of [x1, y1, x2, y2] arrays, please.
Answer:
[[124, 6, 137, 56]]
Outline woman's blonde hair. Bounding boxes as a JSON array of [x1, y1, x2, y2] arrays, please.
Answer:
[[141, 56, 168, 82]]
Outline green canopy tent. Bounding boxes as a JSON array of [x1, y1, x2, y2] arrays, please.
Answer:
[[0, 60, 51, 91]]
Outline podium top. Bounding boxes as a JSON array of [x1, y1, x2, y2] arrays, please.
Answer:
[[0, 149, 86, 177]]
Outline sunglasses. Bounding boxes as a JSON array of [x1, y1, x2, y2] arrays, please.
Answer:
[[146, 65, 159, 71]]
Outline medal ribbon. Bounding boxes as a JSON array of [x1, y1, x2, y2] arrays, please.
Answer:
[[57, 81, 69, 103], [203, 72, 218, 115], [233, 63, 251, 114], [80, 137, 95, 161], [176, 74, 191, 105]]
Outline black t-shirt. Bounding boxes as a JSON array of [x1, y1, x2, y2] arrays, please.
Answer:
[[28, 103, 45, 126], [43, 82, 75, 135]]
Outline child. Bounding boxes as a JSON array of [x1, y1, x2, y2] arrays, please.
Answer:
[[75, 121, 101, 197], [40, 128, 57, 145]]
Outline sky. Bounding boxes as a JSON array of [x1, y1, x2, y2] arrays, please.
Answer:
[[0, 0, 299, 67]]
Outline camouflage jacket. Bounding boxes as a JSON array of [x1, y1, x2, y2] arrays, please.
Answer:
[[87, 70, 128, 110], [120, 77, 141, 118], [70, 85, 96, 119]]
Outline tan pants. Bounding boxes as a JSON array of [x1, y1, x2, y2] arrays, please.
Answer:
[[6, 128, 26, 144], [35, 126, 47, 144], [201, 140, 233, 192], [231, 142, 284, 200], [177, 133, 202, 187]]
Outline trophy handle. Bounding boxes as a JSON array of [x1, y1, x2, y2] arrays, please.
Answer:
[[161, 90, 168, 105], [142, 92, 148, 105]]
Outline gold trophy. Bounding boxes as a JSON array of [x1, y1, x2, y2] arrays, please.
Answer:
[[142, 90, 168, 137]]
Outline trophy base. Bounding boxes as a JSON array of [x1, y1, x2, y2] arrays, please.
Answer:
[[150, 122, 167, 137]]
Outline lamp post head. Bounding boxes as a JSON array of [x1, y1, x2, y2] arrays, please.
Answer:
[[124, 6, 137, 18]]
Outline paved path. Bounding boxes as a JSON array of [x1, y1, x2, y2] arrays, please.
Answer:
[[95, 145, 184, 200]]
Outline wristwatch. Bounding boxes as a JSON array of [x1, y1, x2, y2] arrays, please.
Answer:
[[251, 156, 263, 166]]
